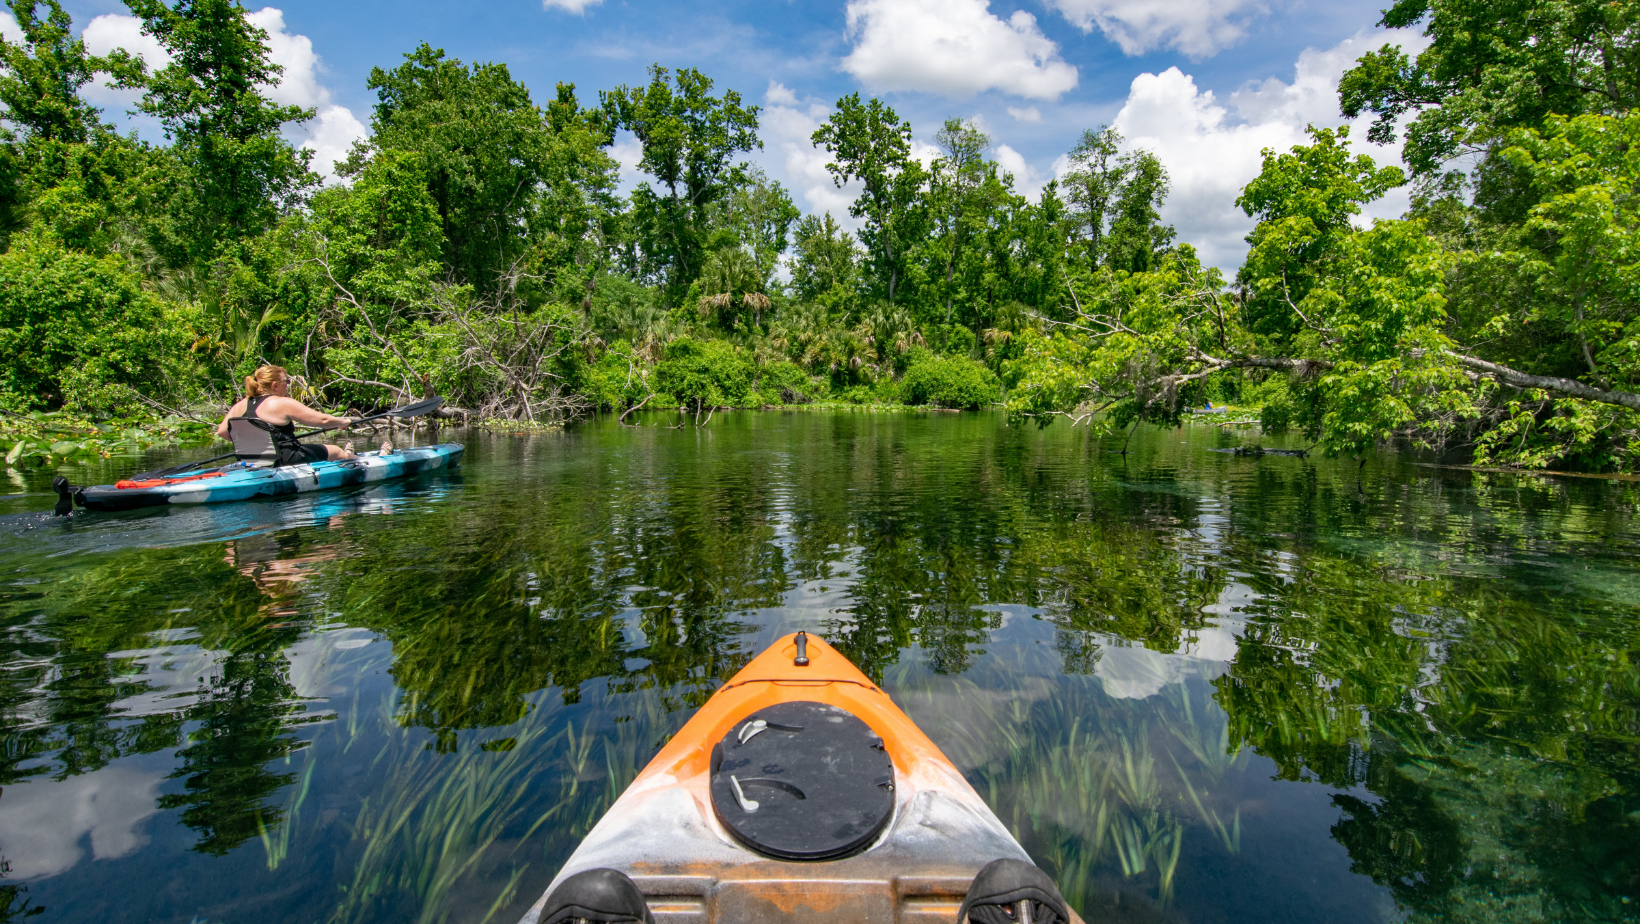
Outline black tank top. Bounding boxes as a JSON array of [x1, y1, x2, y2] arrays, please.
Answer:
[[243, 394, 322, 467], [245, 395, 297, 437]]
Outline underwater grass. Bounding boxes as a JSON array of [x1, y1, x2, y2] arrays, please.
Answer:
[[887, 647, 1246, 911], [239, 679, 686, 924], [326, 685, 681, 924]]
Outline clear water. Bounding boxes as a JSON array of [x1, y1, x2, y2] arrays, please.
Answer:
[[1, 411, 1636, 923]]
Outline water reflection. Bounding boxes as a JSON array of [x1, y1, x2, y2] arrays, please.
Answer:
[[0, 413, 1635, 923]]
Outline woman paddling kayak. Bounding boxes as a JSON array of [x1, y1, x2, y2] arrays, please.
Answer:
[[217, 365, 389, 464], [51, 374, 460, 514]]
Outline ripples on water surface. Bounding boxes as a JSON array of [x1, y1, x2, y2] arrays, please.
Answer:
[[1, 411, 1637, 923]]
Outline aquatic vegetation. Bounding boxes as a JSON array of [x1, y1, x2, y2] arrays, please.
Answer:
[[888, 655, 1244, 910], [324, 686, 684, 924], [3, 417, 1639, 923], [1, 411, 216, 471]]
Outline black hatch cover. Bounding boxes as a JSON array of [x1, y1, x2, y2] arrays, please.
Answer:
[[709, 700, 895, 861]]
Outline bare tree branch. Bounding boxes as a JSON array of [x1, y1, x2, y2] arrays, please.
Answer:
[[1445, 351, 1640, 412]]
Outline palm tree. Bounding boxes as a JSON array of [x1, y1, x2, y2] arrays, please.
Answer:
[[698, 247, 769, 327], [857, 302, 923, 369]]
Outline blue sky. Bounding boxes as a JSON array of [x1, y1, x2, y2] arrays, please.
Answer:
[[45, 0, 1426, 270]]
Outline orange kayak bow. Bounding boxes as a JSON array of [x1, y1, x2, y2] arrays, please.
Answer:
[[519, 632, 1082, 924]]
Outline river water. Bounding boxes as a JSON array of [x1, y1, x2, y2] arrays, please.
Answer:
[[1, 411, 1636, 923]]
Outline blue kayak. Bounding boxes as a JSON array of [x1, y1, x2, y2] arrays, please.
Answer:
[[70, 443, 464, 512]]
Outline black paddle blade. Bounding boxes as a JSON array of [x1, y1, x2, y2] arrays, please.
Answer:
[[390, 395, 443, 418], [51, 477, 74, 516]]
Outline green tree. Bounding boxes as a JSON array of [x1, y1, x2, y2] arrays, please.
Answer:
[[927, 117, 992, 325], [1458, 112, 1640, 468], [603, 65, 760, 304], [1006, 247, 1231, 432], [0, 233, 188, 411], [0, 0, 128, 145], [1061, 126, 1175, 272], [0, 0, 148, 250], [1012, 126, 1596, 464], [1335, 2, 1640, 470], [535, 82, 625, 306], [358, 46, 616, 294], [1338, 0, 1640, 180], [709, 165, 798, 286], [1235, 125, 1406, 347], [276, 149, 448, 396], [1003, 180, 1071, 320], [899, 355, 1000, 409], [812, 93, 928, 305], [125, 0, 316, 264], [653, 336, 754, 415], [697, 245, 769, 329], [789, 212, 861, 307]]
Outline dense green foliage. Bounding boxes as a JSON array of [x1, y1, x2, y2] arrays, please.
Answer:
[[899, 355, 1000, 409], [1009, 0, 1640, 471], [0, 234, 190, 411], [1, 0, 1637, 469], [653, 337, 753, 413]]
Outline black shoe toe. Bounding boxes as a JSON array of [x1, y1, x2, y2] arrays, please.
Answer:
[[958, 857, 1071, 924], [541, 868, 654, 924]]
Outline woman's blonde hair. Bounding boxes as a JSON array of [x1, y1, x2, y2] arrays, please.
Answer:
[[244, 364, 289, 398]]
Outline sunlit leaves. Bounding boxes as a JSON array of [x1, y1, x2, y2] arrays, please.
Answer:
[[0, 234, 190, 413], [126, 0, 316, 261], [604, 65, 760, 304], [1237, 125, 1406, 346], [1339, 0, 1640, 178], [812, 93, 928, 305]]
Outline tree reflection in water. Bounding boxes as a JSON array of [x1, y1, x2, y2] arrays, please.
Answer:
[[0, 415, 1636, 923]]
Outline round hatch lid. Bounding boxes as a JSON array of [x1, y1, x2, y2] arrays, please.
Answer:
[[709, 700, 895, 861]]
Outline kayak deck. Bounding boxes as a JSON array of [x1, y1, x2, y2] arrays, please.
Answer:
[[75, 443, 464, 512], [521, 633, 1083, 924]]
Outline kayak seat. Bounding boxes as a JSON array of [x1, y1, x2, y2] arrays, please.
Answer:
[[540, 868, 654, 924], [227, 417, 280, 462], [958, 858, 1071, 924]]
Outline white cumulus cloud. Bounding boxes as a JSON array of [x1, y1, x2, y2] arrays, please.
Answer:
[[760, 82, 859, 221], [1006, 105, 1042, 122], [543, 0, 602, 11], [1110, 28, 1428, 271], [607, 131, 646, 192], [79, 7, 365, 179], [0, 766, 164, 880], [300, 104, 369, 178], [245, 7, 328, 109], [80, 12, 167, 116], [995, 142, 1052, 199], [1046, 0, 1268, 58], [841, 0, 1079, 100]]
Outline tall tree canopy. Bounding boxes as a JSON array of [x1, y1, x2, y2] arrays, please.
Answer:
[[812, 93, 927, 305], [1061, 126, 1175, 273], [603, 65, 760, 305], [1339, 0, 1640, 179], [126, 0, 315, 263], [356, 46, 618, 297]]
